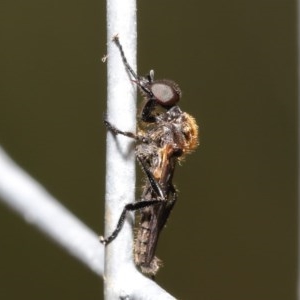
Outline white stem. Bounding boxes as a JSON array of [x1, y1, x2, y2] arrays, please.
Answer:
[[297, 0, 300, 300], [0, 146, 104, 276], [104, 0, 137, 298], [104, 0, 176, 299]]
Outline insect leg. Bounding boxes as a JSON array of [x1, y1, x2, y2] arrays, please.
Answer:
[[112, 35, 154, 99], [104, 119, 137, 138], [141, 99, 157, 123], [136, 155, 165, 200], [104, 119, 150, 143], [100, 156, 168, 245], [100, 199, 164, 245], [112, 35, 138, 81], [166, 184, 177, 212]]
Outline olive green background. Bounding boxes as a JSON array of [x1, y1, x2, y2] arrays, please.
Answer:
[[0, 0, 297, 299]]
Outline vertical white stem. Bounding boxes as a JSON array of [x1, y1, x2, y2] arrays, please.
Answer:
[[104, 0, 137, 298], [297, 0, 300, 300]]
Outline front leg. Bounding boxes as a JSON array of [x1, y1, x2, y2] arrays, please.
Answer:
[[104, 119, 150, 143]]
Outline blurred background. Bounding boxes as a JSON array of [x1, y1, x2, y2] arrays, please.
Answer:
[[0, 0, 297, 299]]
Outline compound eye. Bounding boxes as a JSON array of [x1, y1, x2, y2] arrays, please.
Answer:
[[150, 80, 181, 107]]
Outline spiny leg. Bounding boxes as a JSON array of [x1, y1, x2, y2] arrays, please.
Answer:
[[104, 119, 137, 139], [100, 199, 164, 245], [162, 184, 177, 219], [136, 155, 165, 200], [112, 35, 153, 98], [141, 99, 157, 123], [104, 119, 150, 143], [100, 153, 168, 245], [112, 35, 138, 81]]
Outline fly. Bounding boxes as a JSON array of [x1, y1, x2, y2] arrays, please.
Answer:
[[100, 35, 199, 278]]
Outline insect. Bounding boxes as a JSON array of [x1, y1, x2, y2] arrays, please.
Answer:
[[100, 35, 199, 278]]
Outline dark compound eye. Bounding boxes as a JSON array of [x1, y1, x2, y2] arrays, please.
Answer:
[[150, 80, 181, 107]]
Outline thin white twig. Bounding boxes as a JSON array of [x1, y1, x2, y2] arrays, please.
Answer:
[[104, 0, 176, 299], [104, 0, 137, 298], [0, 146, 104, 276], [297, 0, 300, 300]]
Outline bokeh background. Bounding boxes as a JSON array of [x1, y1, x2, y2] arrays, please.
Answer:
[[0, 0, 297, 299]]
